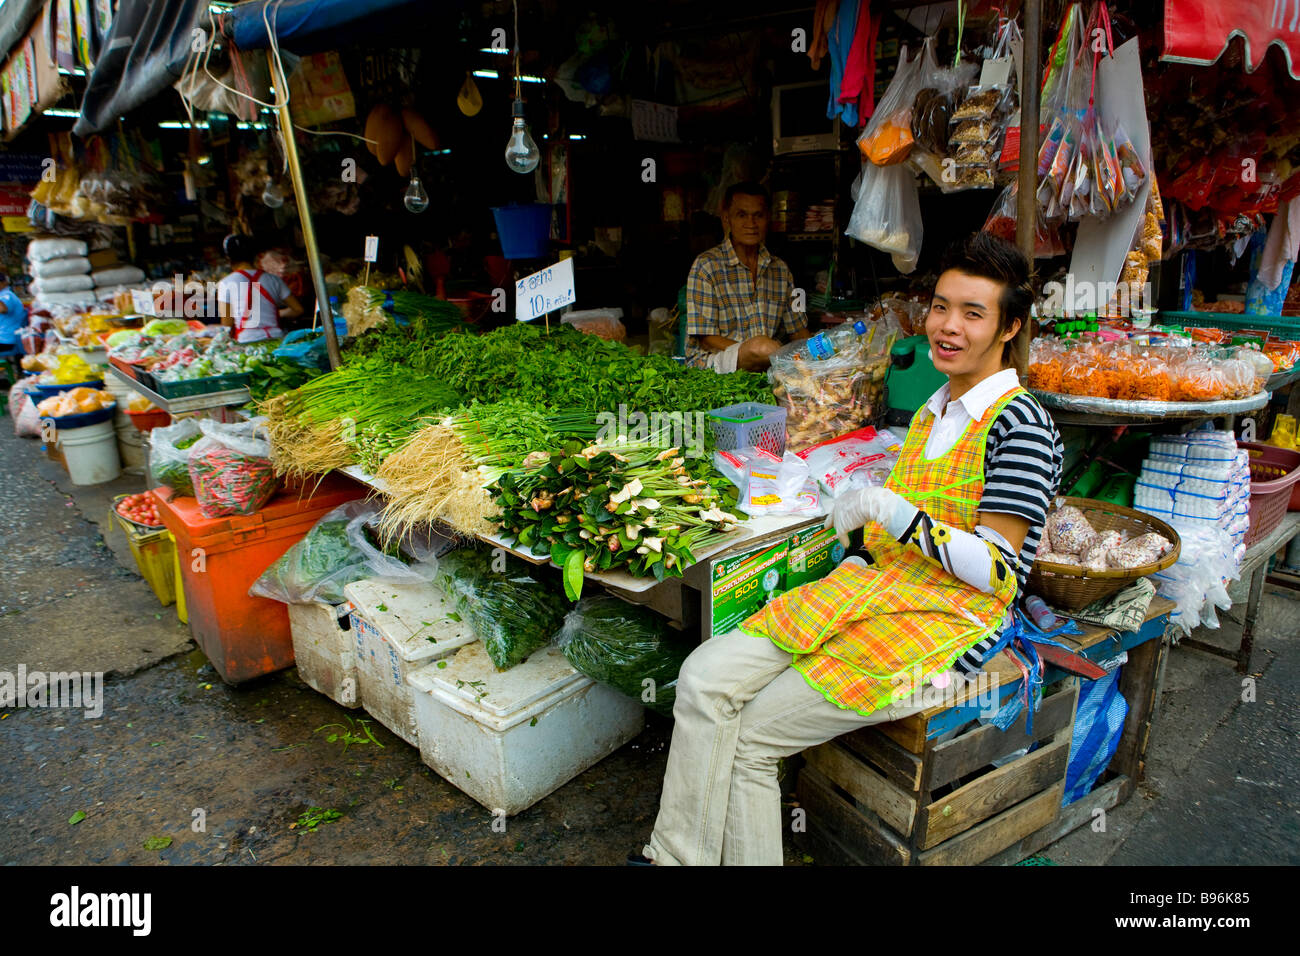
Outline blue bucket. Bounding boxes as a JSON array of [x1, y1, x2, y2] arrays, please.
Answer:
[[491, 204, 553, 260]]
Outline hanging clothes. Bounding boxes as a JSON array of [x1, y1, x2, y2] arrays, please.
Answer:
[[826, 0, 860, 124], [743, 385, 1028, 715], [838, 0, 881, 126], [809, 0, 840, 72]]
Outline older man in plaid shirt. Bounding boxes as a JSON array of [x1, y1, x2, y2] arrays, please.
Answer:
[[685, 182, 809, 372]]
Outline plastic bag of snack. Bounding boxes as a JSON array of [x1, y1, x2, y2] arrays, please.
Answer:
[[1028, 337, 1066, 393], [1174, 360, 1227, 402], [1113, 120, 1147, 202], [770, 340, 879, 451], [1046, 503, 1098, 554], [1060, 352, 1111, 398], [951, 85, 1007, 121], [1216, 357, 1255, 399], [858, 44, 923, 166], [1232, 346, 1274, 392]]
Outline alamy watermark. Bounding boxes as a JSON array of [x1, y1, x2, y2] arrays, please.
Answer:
[[149, 274, 263, 319], [890, 664, 1001, 716], [0, 666, 103, 719], [595, 405, 708, 459]]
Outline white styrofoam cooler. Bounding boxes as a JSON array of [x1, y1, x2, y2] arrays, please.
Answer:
[[345, 578, 476, 746], [407, 642, 644, 816], [288, 601, 360, 709]]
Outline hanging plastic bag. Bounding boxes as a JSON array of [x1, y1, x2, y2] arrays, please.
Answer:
[[555, 595, 694, 717], [434, 547, 570, 671], [857, 43, 922, 166], [150, 418, 203, 495], [250, 500, 438, 606], [845, 161, 923, 271], [187, 418, 280, 518]]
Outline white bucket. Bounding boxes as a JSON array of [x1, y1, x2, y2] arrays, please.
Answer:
[[58, 419, 121, 485], [115, 420, 146, 474]]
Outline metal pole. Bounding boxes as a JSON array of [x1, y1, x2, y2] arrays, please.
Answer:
[[1014, 0, 1042, 381], [266, 50, 341, 370]]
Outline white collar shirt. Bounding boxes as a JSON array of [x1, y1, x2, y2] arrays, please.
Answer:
[[921, 367, 1021, 460]]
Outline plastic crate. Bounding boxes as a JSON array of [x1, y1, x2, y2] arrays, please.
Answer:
[[708, 402, 787, 457], [1160, 310, 1300, 341], [167, 531, 187, 624], [112, 495, 177, 606], [1239, 442, 1300, 547], [126, 408, 171, 432], [149, 371, 250, 399]]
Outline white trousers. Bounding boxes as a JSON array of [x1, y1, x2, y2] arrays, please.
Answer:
[[644, 628, 939, 866]]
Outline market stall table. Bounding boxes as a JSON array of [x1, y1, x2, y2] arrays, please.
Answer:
[[1180, 512, 1300, 674], [337, 463, 820, 637], [796, 596, 1176, 866]]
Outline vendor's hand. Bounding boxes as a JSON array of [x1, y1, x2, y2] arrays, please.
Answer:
[[823, 485, 914, 548]]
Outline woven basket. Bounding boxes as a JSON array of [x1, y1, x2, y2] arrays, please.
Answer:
[[1029, 497, 1181, 610]]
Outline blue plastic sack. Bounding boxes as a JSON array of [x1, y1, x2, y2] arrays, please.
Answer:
[[1062, 666, 1128, 805]]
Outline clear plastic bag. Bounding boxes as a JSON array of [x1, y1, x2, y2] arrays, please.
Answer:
[[713, 446, 819, 516], [769, 339, 883, 450], [858, 44, 922, 167], [554, 595, 693, 717], [187, 419, 280, 518], [250, 500, 438, 606], [797, 425, 903, 495], [434, 547, 570, 671], [1173, 360, 1228, 402], [150, 418, 203, 495], [845, 161, 923, 271]]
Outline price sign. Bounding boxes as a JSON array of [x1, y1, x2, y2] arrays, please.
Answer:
[[514, 257, 576, 322], [363, 235, 379, 262], [131, 289, 157, 316]]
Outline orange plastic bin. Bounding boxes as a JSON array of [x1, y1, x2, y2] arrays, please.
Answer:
[[152, 474, 365, 684]]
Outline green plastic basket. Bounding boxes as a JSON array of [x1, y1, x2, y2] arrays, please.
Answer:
[[1160, 310, 1300, 341]]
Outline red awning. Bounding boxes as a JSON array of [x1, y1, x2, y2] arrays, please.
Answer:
[[1163, 0, 1300, 79]]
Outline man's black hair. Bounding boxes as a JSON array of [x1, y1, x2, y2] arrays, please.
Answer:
[[0, 273, 9, 286], [723, 181, 769, 210], [937, 232, 1034, 364], [223, 233, 258, 264]]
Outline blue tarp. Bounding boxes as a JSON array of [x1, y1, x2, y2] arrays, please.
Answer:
[[226, 0, 432, 54]]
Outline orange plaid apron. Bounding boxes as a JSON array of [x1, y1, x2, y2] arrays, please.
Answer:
[[742, 384, 1029, 715]]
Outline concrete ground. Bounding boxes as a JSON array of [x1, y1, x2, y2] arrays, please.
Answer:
[[1, 422, 1297, 866]]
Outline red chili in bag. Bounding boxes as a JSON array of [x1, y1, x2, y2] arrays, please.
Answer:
[[188, 446, 280, 518]]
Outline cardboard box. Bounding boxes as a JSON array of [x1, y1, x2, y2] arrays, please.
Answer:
[[709, 538, 788, 637], [784, 525, 846, 589]]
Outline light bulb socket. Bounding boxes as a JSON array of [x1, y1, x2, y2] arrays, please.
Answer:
[[511, 98, 526, 118]]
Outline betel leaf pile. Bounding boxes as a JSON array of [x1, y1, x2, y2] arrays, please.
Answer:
[[490, 439, 744, 599]]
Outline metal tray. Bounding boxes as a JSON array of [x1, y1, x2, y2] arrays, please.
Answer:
[[1031, 389, 1270, 420]]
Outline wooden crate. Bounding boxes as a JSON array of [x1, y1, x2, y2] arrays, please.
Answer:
[[797, 682, 1078, 866]]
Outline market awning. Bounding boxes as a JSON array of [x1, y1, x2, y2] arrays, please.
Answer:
[[72, 0, 208, 137], [224, 0, 434, 55], [1162, 0, 1300, 80]]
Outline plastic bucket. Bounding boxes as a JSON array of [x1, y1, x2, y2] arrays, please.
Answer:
[[58, 419, 121, 485], [491, 204, 553, 259], [116, 420, 147, 474]]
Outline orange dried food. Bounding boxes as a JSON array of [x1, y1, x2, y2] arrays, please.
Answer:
[[860, 114, 914, 166], [1061, 362, 1110, 397], [1174, 363, 1227, 401], [1028, 358, 1064, 392]]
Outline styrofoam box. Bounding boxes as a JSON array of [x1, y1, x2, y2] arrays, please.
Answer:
[[345, 578, 477, 746], [408, 642, 644, 816], [288, 601, 360, 709]]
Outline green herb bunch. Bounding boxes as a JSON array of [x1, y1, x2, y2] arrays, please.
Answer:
[[490, 440, 743, 599]]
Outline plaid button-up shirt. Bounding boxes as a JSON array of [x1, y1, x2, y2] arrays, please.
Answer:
[[684, 238, 803, 368]]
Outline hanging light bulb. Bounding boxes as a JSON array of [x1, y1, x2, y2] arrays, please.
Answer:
[[261, 176, 286, 208], [404, 175, 429, 213], [504, 98, 539, 174]]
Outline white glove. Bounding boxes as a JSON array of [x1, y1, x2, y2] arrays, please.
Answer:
[[823, 485, 916, 547]]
